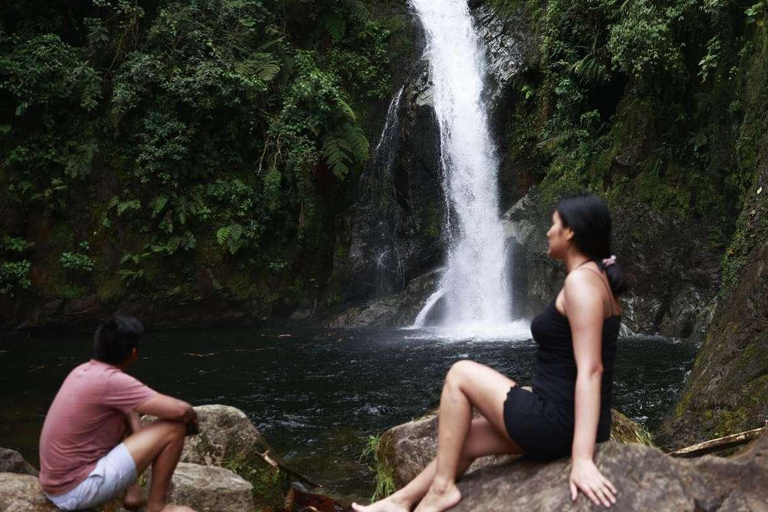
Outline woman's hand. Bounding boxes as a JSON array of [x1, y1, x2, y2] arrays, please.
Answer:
[[569, 457, 617, 507]]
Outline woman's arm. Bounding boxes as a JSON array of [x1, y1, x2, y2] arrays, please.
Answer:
[[563, 272, 617, 508]]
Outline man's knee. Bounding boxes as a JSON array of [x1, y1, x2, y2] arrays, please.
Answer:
[[146, 419, 186, 442]]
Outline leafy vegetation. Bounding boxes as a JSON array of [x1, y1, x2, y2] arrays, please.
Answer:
[[493, 0, 767, 251], [0, 0, 407, 318]]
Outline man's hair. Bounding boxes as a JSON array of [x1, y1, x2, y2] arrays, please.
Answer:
[[93, 314, 144, 365]]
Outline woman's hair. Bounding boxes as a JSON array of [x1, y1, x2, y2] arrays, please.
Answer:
[[555, 192, 627, 295], [93, 314, 144, 364]]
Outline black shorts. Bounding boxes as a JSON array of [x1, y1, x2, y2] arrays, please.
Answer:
[[503, 386, 611, 460]]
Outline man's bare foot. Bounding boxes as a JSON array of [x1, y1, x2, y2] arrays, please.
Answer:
[[413, 483, 461, 512], [146, 504, 198, 512], [350, 496, 410, 512], [123, 483, 148, 510]]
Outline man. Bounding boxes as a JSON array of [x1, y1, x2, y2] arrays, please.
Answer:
[[39, 314, 198, 512]]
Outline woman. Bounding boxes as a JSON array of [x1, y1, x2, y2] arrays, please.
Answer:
[[352, 193, 626, 512]]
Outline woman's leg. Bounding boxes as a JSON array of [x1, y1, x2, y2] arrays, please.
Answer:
[[352, 361, 522, 512], [414, 361, 520, 512]]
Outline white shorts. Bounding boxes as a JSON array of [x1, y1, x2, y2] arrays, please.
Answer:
[[45, 443, 138, 511]]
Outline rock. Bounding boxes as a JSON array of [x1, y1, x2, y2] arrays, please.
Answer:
[[449, 431, 768, 511], [656, 113, 768, 450], [372, 415, 768, 511], [0, 447, 38, 476], [499, 187, 720, 340], [324, 268, 444, 328], [377, 403, 651, 490], [143, 404, 290, 510], [472, 4, 535, 106], [324, 296, 402, 328], [161, 463, 256, 512], [0, 473, 57, 512]]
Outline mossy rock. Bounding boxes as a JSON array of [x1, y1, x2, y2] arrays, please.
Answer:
[[143, 405, 290, 511]]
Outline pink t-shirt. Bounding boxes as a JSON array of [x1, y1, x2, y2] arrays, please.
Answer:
[[39, 360, 157, 495]]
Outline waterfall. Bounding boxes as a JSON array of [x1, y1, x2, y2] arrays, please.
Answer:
[[409, 0, 526, 336], [371, 88, 405, 298]]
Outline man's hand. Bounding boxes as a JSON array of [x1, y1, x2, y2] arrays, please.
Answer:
[[569, 457, 617, 508], [185, 417, 200, 437]]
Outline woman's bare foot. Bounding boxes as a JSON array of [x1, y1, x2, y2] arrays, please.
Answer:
[[413, 483, 461, 512], [350, 496, 410, 512], [123, 483, 148, 510]]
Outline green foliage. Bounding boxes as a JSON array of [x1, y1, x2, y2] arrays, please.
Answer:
[[500, 0, 762, 241], [0, 0, 399, 310], [60, 242, 95, 273], [360, 435, 395, 501], [0, 260, 31, 296], [0, 237, 34, 296]]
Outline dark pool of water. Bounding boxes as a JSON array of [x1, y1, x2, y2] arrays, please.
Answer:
[[0, 326, 696, 500]]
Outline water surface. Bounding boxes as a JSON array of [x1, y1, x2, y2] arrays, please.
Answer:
[[0, 326, 696, 499]]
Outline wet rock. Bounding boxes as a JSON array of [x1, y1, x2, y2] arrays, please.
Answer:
[[0, 447, 38, 476], [473, 4, 535, 106], [324, 268, 444, 328], [324, 296, 402, 328], [377, 403, 651, 490]]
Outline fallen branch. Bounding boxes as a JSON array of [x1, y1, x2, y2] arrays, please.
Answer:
[[257, 450, 321, 489], [668, 422, 767, 458]]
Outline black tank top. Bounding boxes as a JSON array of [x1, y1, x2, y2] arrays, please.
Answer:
[[530, 276, 620, 413]]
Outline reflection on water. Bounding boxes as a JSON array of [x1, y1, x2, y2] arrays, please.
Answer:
[[0, 326, 696, 498]]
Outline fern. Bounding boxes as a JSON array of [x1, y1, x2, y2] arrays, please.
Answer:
[[150, 195, 168, 217], [342, 0, 370, 22], [116, 199, 141, 216], [336, 97, 357, 121], [239, 53, 281, 82], [343, 123, 369, 161], [324, 12, 346, 42], [322, 132, 351, 179]]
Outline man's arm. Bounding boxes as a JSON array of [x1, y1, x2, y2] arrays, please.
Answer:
[[125, 410, 142, 434], [135, 393, 197, 423]]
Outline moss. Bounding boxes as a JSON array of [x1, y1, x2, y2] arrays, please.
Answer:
[[610, 409, 655, 446], [221, 451, 290, 510]]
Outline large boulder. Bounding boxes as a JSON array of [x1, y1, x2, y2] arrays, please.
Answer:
[[0, 447, 38, 476], [377, 404, 652, 490], [450, 431, 768, 511], [0, 473, 57, 512], [370, 414, 768, 510], [143, 404, 290, 510], [0, 464, 257, 512], [161, 463, 256, 512]]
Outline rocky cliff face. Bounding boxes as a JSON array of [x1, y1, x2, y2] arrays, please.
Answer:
[[655, 113, 768, 450], [501, 187, 720, 339], [337, 2, 721, 339]]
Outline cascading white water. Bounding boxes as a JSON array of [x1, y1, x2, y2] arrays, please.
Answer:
[[409, 0, 528, 337]]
